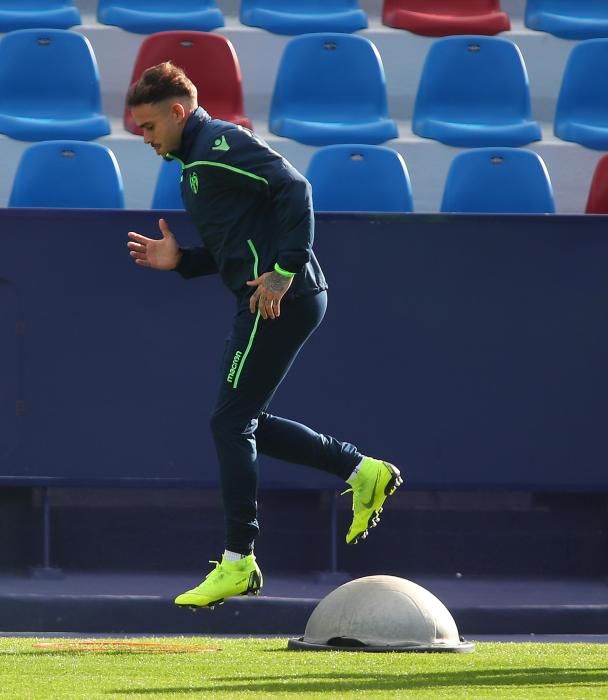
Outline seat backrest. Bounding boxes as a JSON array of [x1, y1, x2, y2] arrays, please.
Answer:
[[152, 158, 184, 210], [0, 1, 80, 30], [526, 0, 608, 21], [414, 36, 533, 122], [98, 0, 218, 9], [241, 0, 363, 10], [441, 148, 554, 213], [385, 0, 504, 14], [0, 0, 77, 8], [270, 34, 390, 121], [9, 141, 124, 208], [586, 155, 608, 214], [306, 144, 413, 212], [97, 0, 224, 33], [0, 29, 103, 117], [241, 0, 367, 34], [124, 31, 248, 134], [555, 39, 608, 120]]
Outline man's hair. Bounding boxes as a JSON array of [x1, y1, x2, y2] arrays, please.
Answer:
[[126, 61, 197, 107]]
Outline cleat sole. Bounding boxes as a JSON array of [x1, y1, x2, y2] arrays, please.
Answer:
[[383, 463, 403, 497], [246, 570, 263, 595], [176, 577, 261, 607], [175, 597, 224, 611]]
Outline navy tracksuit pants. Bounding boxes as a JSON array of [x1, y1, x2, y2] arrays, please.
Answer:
[[210, 290, 362, 554]]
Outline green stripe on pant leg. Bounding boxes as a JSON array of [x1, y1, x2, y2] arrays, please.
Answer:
[[233, 311, 261, 389], [233, 239, 261, 390]]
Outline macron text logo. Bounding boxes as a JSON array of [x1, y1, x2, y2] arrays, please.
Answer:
[[227, 350, 243, 384]]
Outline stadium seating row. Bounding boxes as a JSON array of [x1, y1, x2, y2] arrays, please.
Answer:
[[2, 29, 608, 151], [8, 140, 608, 214], [3, 1, 608, 40], [0, 2, 602, 213]]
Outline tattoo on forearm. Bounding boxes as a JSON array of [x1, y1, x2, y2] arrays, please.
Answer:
[[263, 272, 289, 293]]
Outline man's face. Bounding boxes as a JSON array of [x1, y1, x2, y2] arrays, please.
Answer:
[[131, 100, 188, 156]]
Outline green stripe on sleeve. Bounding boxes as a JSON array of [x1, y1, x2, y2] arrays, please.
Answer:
[[184, 160, 268, 185]]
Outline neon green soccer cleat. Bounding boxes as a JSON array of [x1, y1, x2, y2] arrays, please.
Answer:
[[174, 553, 263, 610], [344, 457, 403, 544]]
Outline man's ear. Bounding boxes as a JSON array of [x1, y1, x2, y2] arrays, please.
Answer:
[[171, 102, 187, 123]]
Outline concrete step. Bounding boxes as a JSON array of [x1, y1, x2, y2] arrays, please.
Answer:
[[0, 573, 606, 635]]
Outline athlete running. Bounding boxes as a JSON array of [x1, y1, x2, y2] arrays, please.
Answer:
[[126, 62, 402, 609]]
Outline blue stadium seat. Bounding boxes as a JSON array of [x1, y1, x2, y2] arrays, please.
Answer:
[[413, 36, 541, 147], [240, 0, 367, 35], [269, 34, 398, 146], [440, 148, 555, 214], [525, 0, 608, 40], [0, 1, 80, 32], [306, 144, 413, 212], [0, 29, 110, 142], [152, 159, 184, 210], [9, 141, 124, 208], [97, 0, 224, 34], [554, 39, 608, 150]]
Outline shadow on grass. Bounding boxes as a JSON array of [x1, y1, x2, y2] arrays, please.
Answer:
[[108, 668, 608, 694]]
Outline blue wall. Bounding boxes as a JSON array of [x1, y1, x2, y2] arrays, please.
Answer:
[[1, 210, 608, 490]]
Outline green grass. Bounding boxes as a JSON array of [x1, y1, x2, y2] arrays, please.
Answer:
[[1, 637, 607, 699]]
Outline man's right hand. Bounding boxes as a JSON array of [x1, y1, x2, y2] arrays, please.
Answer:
[[127, 218, 181, 271]]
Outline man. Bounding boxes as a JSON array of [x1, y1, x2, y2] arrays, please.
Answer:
[[126, 62, 402, 609]]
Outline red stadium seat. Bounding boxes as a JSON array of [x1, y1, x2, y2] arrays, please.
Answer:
[[585, 155, 608, 214], [124, 31, 252, 134], [382, 0, 511, 36]]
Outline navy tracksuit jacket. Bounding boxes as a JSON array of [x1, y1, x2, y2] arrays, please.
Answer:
[[167, 108, 360, 554]]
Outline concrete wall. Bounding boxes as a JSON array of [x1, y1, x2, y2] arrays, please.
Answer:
[[3, 209, 608, 491]]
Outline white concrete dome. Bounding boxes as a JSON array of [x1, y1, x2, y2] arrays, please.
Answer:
[[288, 575, 474, 652]]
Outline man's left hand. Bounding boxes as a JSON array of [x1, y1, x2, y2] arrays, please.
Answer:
[[246, 271, 293, 319]]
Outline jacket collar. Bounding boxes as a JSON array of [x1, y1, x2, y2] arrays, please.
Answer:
[[167, 106, 211, 163]]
